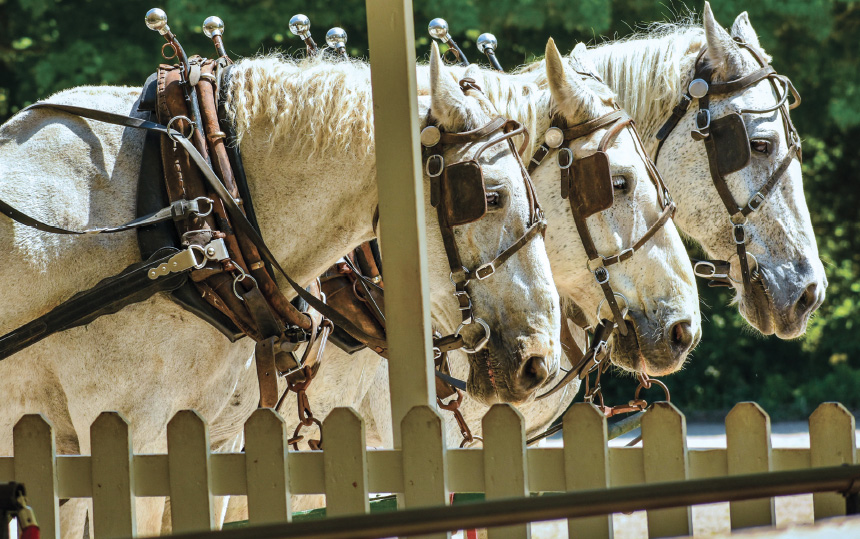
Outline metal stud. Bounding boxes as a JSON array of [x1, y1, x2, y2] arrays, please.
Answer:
[[545, 127, 564, 149], [689, 78, 709, 99], [420, 126, 441, 147]]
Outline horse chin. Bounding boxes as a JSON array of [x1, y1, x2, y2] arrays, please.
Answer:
[[465, 348, 531, 405]]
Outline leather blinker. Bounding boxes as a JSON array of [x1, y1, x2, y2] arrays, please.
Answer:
[[710, 112, 752, 176], [442, 160, 488, 226], [570, 151, 614, 218]]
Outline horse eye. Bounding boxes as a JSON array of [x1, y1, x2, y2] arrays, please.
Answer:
[[751, 140, 770, 155], [612, 175, 628, 190], [486, 192, 501, 207]]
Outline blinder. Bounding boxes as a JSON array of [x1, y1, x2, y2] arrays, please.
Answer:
[[442, 160, 488, 226], [569, 151, 614, 218], [709, 112, 751, 176]]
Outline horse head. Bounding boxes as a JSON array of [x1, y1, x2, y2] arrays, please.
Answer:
[[422, 42, 561, 404]]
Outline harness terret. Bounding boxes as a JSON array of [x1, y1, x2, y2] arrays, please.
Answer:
[[655, 39, 802, 291]]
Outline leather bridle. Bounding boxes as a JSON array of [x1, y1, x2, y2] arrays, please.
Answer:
[[655, 39, 802, 291]]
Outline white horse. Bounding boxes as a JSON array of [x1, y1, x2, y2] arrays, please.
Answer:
[[218, 38, 702, 521], [578, 4, 826, 338], [0, 43, 561, 535]]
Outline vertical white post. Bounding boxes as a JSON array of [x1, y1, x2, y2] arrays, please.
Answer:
[[323, 408, 369, 516], [244, 408, 290, 525], [483, 404, 530, 539], [401, 405, 449, 539], [91, 411, 136, 538], [564, 403, 612, 538], [167, 410, 215, 532], [14, 414, 59, 539], [810, 402, 856, 519], [365, 0, 434, 446], [726, 402, 774, 529], [642, 402, 691, 538]]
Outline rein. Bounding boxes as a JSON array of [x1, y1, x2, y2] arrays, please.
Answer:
[[655, 39, 802, 291]]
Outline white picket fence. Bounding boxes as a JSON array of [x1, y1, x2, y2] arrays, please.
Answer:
[[1, 401, 857, 539]]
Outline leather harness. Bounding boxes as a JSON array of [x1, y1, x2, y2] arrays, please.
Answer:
[[655, 39, 802, 291]]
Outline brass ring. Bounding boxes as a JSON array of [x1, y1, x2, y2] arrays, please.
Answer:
[[161, 42, 178, 61]]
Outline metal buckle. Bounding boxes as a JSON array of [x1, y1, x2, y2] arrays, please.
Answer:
[[733, 223, 746, 245], [475, 262, 495, 280], [746, 191, 765, 212], [696, 109, 711, 130], [557, 147, 574, 169], [693, 260, 727, 280], [147, 246, 207, 280], [425, 154, 444, 177], [592, 266, 610, 285], [454, 318, 491, 353], [453, 290, 472, 312], [202, 238, 229, 261]]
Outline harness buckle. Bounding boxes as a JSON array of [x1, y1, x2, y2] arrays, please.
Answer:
[[557, 147, 574, 169], [475, 262, 496, 280], [593, 266, 610, 285], [425, 154, 444, 178], [733, 223, 746, 245], [746, 191, 766, 212], [691, 110, 711, 140], [693, 260, 728, 280]]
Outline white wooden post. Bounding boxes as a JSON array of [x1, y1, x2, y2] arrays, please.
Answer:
[[244, 408, 290, 525], [726, 402, 774, 529], [14, 414, 59, 539], [483, 404, 529, 539], [90, 411, 136, 538], [365, 0, 434, 447], [401, 405, 449, 539], [564, 403, 612, 538], [167, 410, 214, 532], [642, 402, 691, 538], [810, 402, 856, 519], [323, 408, 369, 516]]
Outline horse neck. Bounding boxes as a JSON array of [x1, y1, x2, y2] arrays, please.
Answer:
[[585, 28, 706, 156]]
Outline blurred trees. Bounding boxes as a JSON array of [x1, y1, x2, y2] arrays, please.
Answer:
[[1, 0, 858, 417]]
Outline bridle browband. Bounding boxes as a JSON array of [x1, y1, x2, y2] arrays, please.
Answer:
[[526, 104, 676, 401], [655, 39, 802, 291]]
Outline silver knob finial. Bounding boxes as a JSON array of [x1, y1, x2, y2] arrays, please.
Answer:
[[428, 18, 449, 41], [477, 33, 497, 54], [289, 14, 311, 39], [326, 27, 348, 49], [145, 8, 169, 34], [202, 16, 224, 38]]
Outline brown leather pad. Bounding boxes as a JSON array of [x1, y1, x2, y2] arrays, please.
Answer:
[[711, 113, 752, 176], [571, 151, 614, 218], [443, 161, 487, 226]]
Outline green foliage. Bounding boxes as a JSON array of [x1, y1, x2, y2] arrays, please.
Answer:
[[1, 0, 859, 418]]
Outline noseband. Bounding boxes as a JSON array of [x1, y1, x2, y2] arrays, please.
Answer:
[[422, 79, 546, 357], [655, 39, 802, 291], [527, 105, 676, 401]]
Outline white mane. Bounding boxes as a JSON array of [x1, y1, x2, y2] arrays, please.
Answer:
[[226, 54, 376, 160], [586, 23, 706, 129]]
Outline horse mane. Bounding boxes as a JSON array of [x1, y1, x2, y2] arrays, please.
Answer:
[[586, 22, 706, 129], [226, 54, 376, 160]]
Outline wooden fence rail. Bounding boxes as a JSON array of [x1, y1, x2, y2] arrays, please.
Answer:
[[1, 401, 857, 538]]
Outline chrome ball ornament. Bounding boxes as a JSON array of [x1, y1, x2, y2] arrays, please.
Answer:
[[544, 127, 564, 149], [476, 33, 497, 53], [145, 8, 169, 33], [289, 14, 311, 38], [428, 18, 449, 41], [202, 16, 224, 38], [326, 27, 347, 48]]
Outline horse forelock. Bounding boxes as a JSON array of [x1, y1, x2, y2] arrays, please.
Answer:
[[226, 54, 376, 161]]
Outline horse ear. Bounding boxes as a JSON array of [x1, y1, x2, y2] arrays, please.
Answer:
[[569, 42, 599, 77], [702, 2, 745, 79], [546, 38, 599, 123], [730, 11, 770, 61], [429, 41, 467, 129]]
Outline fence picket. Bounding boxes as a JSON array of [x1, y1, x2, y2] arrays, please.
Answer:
[[167, 410, 214, 532], [726, 402, 774, 529], [323, 407, 369, 516], [483, 404, 529, 539], [564, 403, 612, 538], [642, 402, 691, 538], [14, 414, 59, 539], [810, 402, 856, 519], [90, 412, 135, 538], [401, 405, 449, 539], [244, 408, 290, 525]]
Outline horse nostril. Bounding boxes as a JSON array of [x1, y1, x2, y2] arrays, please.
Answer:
[[517, 356, 549, 392], [793, 282, 819, 320], [668, 320, 695, 355]]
